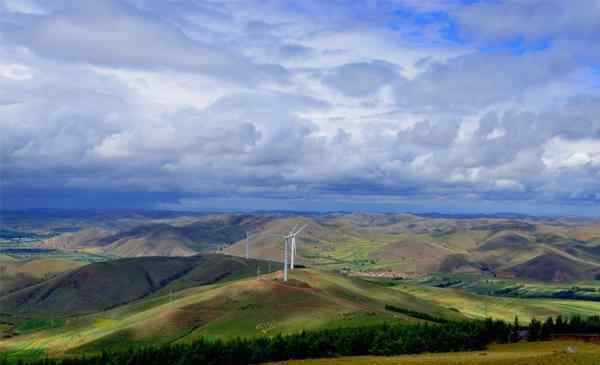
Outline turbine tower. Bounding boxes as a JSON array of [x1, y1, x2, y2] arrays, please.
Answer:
[[245, 232, 249, 259], [283, 234, 290, 282]]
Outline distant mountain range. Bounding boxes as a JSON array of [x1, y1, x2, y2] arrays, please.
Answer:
[[18, 211, 600, 283]]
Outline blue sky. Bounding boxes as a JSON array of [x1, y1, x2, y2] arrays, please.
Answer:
[[1, 0, 600, 215]]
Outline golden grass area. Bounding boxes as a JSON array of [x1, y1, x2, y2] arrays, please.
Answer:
[[0, 258, 84, 279], [269, 341, 600, 365]]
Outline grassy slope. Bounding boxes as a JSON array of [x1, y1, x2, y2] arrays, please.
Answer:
[[508, 252, 600, 282], [0, 269, 463, 359], [271, 341, 600, 365], [0, 255, 275, 316], [419, 273, 600, 302], [0, 254, 15, 261], [37, 228, 115, 250], [393, 283, 600, 322], [0, 258, 85, 296]]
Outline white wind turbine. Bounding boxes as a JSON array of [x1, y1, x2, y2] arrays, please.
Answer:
[[289, 225, 307, 270], [278, 224, 308, 282]]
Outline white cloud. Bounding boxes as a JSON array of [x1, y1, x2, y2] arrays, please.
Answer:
[[2, 0, 600, 212], [543, 137, 600, 170], [0, 63, 33, 80]]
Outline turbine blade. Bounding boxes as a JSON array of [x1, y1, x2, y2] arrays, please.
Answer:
[[294, 224, 308, 235]]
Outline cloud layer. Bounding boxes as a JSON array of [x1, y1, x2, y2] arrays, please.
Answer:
[[1, 0, 600, 214]]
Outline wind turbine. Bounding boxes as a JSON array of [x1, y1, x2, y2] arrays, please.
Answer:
[[289, 225, 307, 270], [278, 224, 308, 282]]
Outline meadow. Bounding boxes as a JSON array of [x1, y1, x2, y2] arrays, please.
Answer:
[[270, 341, 600, 365], [391, 282, 600, 322], [0, 268, 459, 361]]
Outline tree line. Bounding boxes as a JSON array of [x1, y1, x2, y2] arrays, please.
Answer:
[[1, 320, 509, 365], [384, 304, 449, 323], [525, 314, 600, 341], [2, 314, 600, 365]]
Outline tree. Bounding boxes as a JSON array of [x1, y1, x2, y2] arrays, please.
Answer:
[[540, 317, 554, 341], [527, 318, 541, 341], [555, 315, 565, 333], [510, 316, 521, 343]]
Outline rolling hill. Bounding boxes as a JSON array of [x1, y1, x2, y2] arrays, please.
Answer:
[[508, 252, 600, 282], [0, 254, 277, 315], [0, 264, 464, 358], [3, 261, 600, 360], [0, 258, 85, 297], [20, 212, 600, 282], [37, 215, 273, 258], [478, 232, 531, 251], [37, 228, 116, 250], [224, 214, 600, 281]]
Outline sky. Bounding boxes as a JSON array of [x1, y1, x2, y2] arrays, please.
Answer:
[[1, 0, 600, 216]]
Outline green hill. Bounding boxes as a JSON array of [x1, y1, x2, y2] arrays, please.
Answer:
[[393, 281, 600, 322], [0, 258, 85, 297], [0, 254, 277, 315], [3, 254, 600, 361], [508, 252, 600, 282], [0, 265, 463, 359]]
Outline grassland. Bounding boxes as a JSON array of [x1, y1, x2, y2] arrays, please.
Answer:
[[4, 213, 600, 364], [390, 282, 600, 322], [421, 273, 600, 301], [0, 268, 462, 360], [0, 258, 86, 297], [0, 254, 15, 262], [4, 263, 600, 361], [270, 340, 600, 365]]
